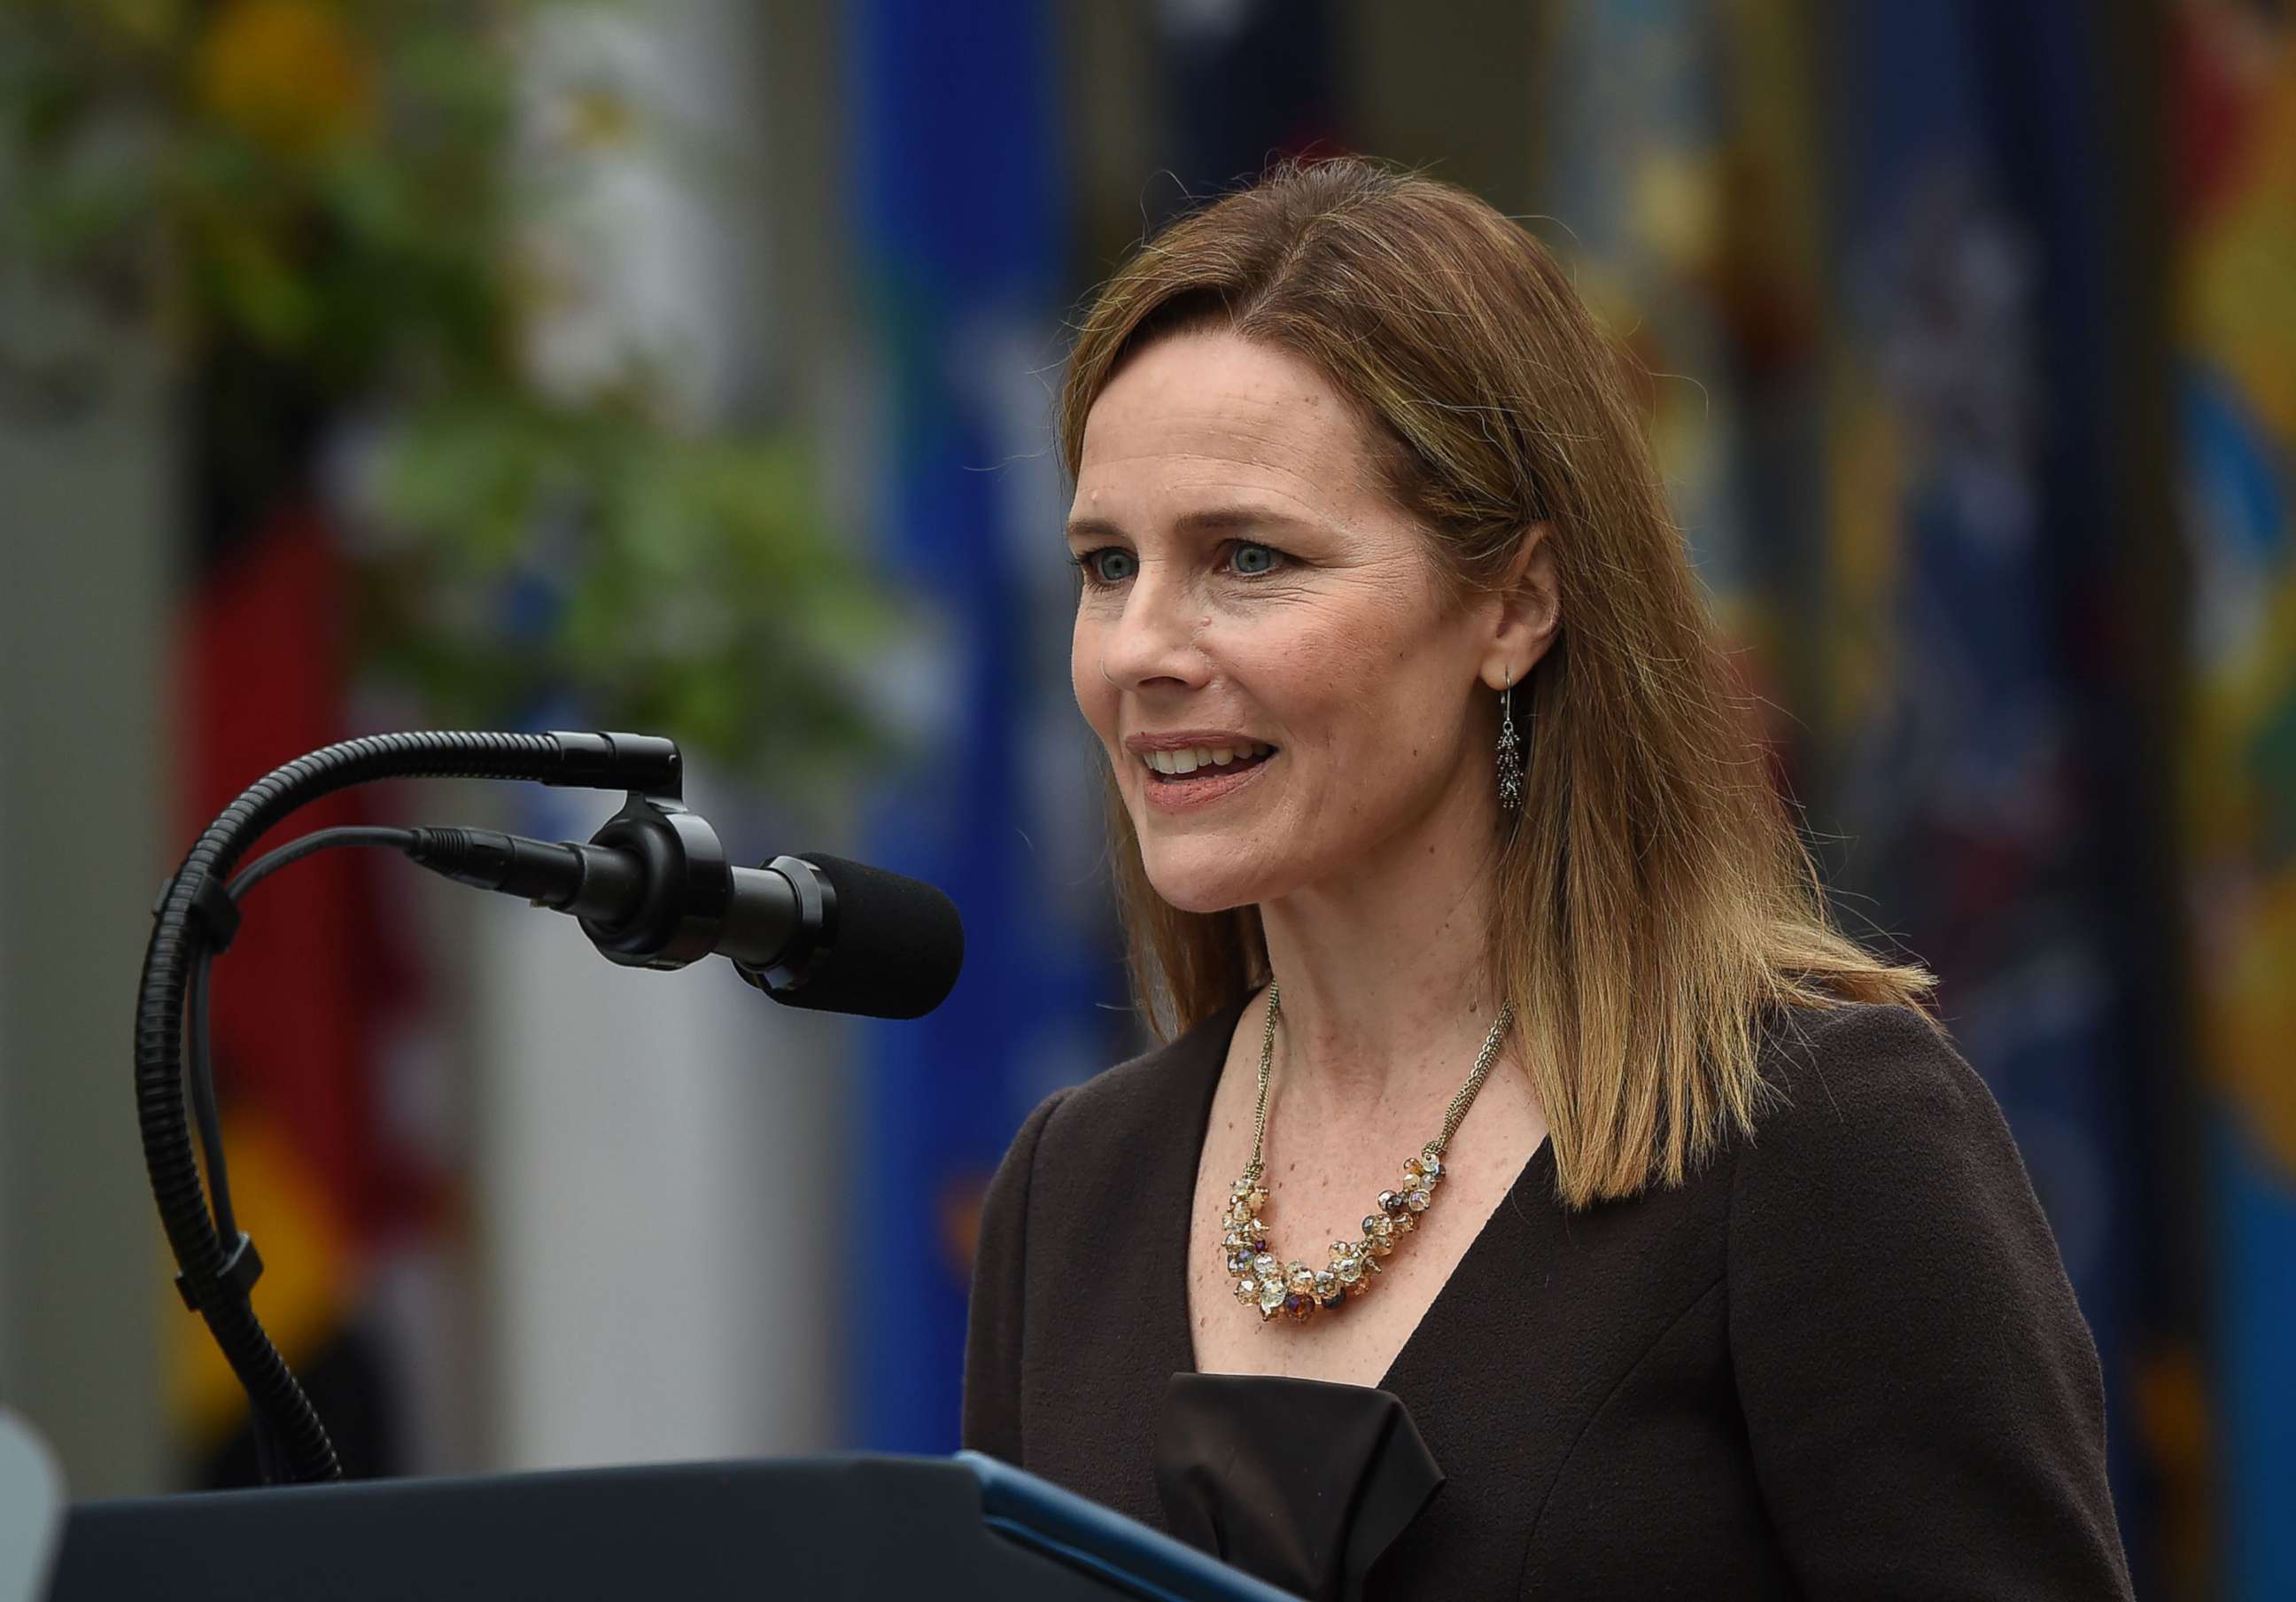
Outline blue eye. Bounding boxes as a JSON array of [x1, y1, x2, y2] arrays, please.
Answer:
[[1069, 541, 1286, 588], [1071, 548, 1136, 587]]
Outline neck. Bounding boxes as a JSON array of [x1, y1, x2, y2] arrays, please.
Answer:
[[1253, 765, 1509, 1117]]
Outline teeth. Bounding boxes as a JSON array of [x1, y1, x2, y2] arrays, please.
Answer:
[[1143, 741, 1271, 775]]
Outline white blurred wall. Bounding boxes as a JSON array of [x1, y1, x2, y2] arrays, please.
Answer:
[[475, 0, 845, 1471], [0, 281, 172, 1497]]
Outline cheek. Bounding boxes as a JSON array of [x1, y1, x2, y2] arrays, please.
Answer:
[[1260, 603, 1415, 732], [1245, 599, 1467, 816], [1070, 619, 1114, 735]]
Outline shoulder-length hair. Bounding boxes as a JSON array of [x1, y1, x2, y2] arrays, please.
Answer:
[[1058, 156, 1933, 1208]]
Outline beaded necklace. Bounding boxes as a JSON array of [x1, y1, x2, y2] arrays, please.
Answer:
[[1221, 982, 1514, 1322]]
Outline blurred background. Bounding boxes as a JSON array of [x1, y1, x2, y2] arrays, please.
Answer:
[[0, 0, 2286, 1595]]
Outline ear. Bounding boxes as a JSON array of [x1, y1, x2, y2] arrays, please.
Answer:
[[1480, 523, 1559, 691]]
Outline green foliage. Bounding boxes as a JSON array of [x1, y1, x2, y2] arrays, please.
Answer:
[[1, 0, 896, 786]]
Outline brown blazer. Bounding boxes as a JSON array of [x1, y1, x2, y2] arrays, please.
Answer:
[[962, 997, 2133, 1599]]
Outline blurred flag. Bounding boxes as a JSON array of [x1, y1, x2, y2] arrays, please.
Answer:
[[1153, 0, 1342, 210], [172, 371, 452, 1482], [842, 0, 1121, 1451], [1532, 0, 1825, 765], [1814, 0, 2168, 1582], [2175, 4, 2296, 1595]]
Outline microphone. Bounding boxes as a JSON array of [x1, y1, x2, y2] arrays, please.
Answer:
[[144, 727, 962, 1487], [404, 804, 963, 1021]]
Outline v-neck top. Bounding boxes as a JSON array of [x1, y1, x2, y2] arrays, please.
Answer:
[[962, 997, 2133, 1600]]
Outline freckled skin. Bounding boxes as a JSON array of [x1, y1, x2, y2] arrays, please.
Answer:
[[1068, 331, 1493, 915]]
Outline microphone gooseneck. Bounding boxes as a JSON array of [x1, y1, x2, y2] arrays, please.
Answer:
[[142, 731, 684, 1484]]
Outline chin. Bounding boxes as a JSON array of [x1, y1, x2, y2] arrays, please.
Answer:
[[1147, 879, 1249, 916], [1137, 837, 1284, 915]]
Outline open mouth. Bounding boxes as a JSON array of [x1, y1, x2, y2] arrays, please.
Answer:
[[1140, 741, 1276, 782]]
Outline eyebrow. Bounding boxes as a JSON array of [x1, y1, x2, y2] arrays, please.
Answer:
[[1063, 504, 1320, 543]]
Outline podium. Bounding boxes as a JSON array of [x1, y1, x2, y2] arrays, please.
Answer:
[[47, 1452, 1299, 1601]]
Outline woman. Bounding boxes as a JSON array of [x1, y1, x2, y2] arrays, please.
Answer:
[[963, 157, 2130, 1600]]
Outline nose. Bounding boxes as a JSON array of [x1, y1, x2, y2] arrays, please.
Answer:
[[1098, 561, 1208, 691]]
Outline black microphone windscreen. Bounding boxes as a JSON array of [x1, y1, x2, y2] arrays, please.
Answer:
[[764, 853, 964, 1020]]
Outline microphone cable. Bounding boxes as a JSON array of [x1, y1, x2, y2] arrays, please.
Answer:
[[188, 828, 421, 1250]]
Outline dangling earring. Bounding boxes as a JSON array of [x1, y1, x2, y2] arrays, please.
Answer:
[[1497, 669, 1525, 812]]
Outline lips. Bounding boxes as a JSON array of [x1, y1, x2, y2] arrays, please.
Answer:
[[1132, 742, 1277, 814]]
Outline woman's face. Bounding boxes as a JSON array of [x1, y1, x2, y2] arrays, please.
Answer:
[[1068, 329, 1505, 914]]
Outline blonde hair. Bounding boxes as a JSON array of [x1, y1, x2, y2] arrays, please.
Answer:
[[1059, 157, 1934, 1207]]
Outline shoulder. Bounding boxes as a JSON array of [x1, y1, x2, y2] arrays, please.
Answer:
[[1718, 1007, 2128, 1593], [1047, 1031, 1206, 1144], [1743, 999, 2006, 1172], [985, 998, 1238, 1206], [1728, 999, 2070, 1303]]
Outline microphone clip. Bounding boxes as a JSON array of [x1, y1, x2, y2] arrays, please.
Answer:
[[576, 792, 733, 970]]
